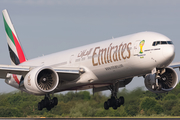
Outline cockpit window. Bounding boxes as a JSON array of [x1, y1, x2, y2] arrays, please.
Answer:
[[152, 41, 173, 46], [152, 41, 156, 46], [156, 41, 161, 45], [161, 41, 167, 44], [167, 41, 173, 44]]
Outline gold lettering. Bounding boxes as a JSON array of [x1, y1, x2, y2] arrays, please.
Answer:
[[107, 43, 112, 63], [127, 42, 132, 59], [87, 48, 93, 56], [99, 48, 107, 64], [109, 44, 113, 63], [121, 43, 127, 60], [118, 43, 123, 60], [92, 47, 100, 66], [113, 45, 118, 62], [92, 42, 132, 66]]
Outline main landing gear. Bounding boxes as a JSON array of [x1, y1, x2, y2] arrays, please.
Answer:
[[104, 84, 124, 110], [38, 94, 58, 111]]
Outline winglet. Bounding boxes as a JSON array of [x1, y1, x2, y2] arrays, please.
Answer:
[[2, 9, 27, 65]]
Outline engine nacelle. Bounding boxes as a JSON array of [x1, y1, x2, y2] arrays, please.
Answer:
[[144, 67, 178, 93], [24, 66, 59, 94]]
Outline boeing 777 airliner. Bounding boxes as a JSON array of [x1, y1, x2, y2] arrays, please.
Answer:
[[1, 9, 180, 110]]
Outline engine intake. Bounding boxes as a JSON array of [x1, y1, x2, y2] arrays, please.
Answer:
[[37, 69, 58, 91], [24, 66, 59, 94], [144, 67, 178, 93]]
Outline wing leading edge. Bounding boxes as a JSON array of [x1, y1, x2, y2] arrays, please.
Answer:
[[169, 62, 180, 69], [0, 64, 82, 82]]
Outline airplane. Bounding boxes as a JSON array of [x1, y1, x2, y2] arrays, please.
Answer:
[[1, 9, 180, 111]]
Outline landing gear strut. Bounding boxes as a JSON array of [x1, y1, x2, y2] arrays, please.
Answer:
[[104, 84, 124, 110], [38, 94, 58, 111], [151, 69, 165, 91]]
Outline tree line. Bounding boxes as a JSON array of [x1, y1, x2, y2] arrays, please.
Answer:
[[0, 83, 180, 117]]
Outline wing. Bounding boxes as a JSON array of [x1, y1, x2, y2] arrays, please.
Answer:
[[0, 64, 82, 82], [169, 62, 180, 69], [53, 67, 84, 82], [0, 64, 29, 78]]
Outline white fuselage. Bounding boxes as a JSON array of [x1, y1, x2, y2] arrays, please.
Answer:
[[20, 31, 175, 92]]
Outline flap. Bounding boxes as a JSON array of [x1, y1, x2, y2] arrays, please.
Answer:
[[54, 67, 84, 82], [53, 67, 81, 74]]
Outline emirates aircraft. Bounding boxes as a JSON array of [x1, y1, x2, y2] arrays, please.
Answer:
[[1, 9, 180, 111]]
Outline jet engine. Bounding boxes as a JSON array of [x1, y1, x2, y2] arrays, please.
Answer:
[[144, 67, 178, 93], [24, 66, 59, 94]]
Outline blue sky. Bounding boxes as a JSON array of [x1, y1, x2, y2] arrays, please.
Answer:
[[0, 0, 180, 93]]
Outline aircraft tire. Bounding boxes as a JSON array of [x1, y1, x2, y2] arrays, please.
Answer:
[[107, 99, 111, 107], [53, 97, 58, 106], [38, 102, 43, 110], [113, 105, 117, 110], [44, 97, 49, 106], [116, 100, 121, 107], [104, 101, 109, 110], [46, 105, 52, 111], [119, 96, 124, 105]]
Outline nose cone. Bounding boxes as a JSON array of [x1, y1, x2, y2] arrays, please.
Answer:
[[162, 45, 175, 64]]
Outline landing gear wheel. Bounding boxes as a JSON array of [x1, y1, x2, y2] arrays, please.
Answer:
[[38, 102, 43, 110], [46, 105, 52, 111], [107, 99, 111, 107], [38, 95, 58, 111], [119, 96, 124, 105], [110, 96, 116, 107], [44, 97, 49, 106], [41, 100, 45, 107], [113, 105, 117, 110], [53, 97, 58, 106], [104, 101, 109, 110], [103, 84, 125, 110]]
